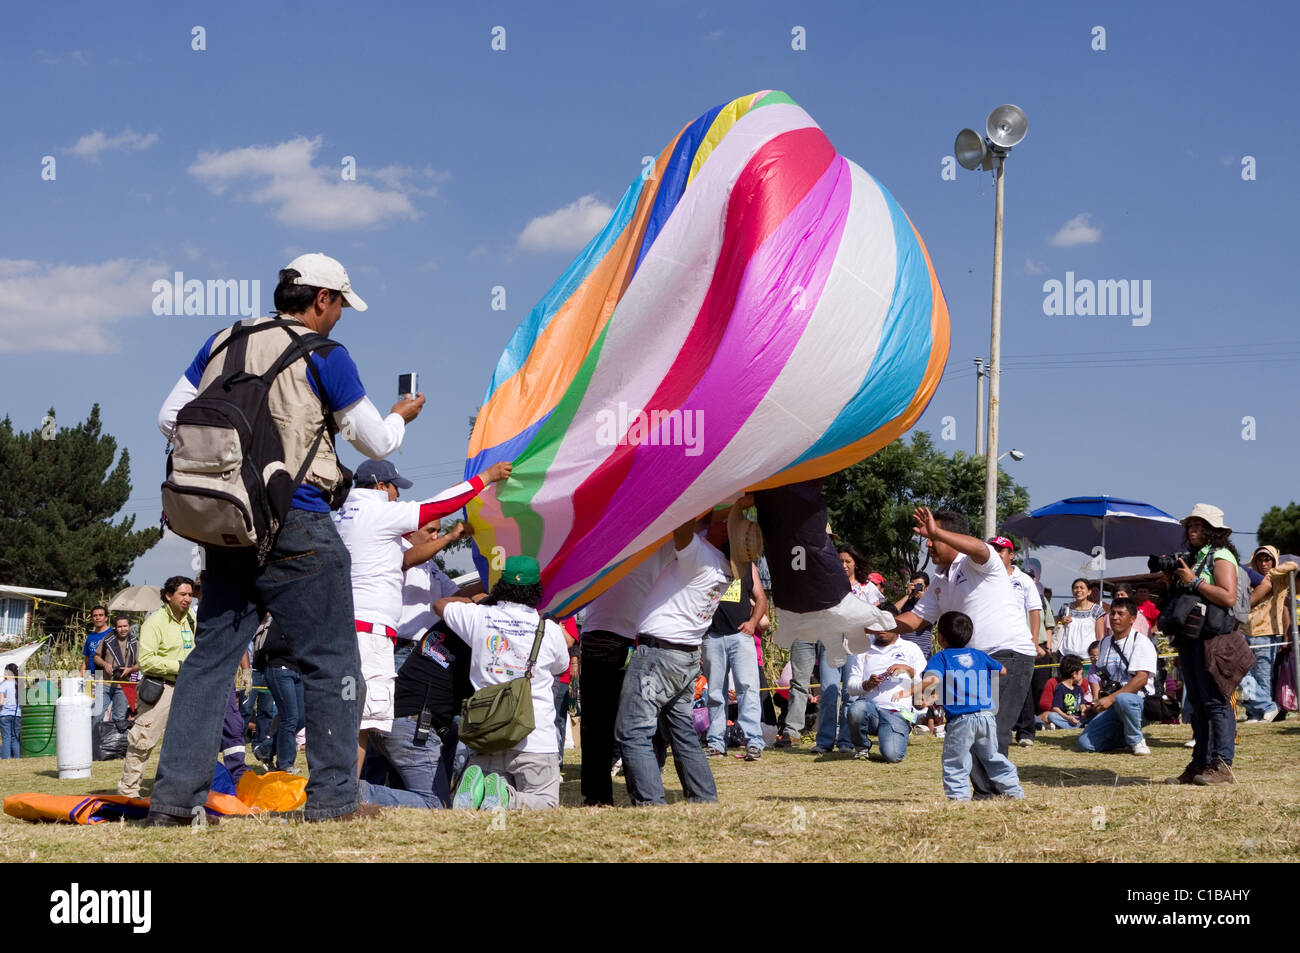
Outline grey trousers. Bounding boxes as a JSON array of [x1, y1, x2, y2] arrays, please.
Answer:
[[465, 748, 562, 810], [783, 640, 818, 739]]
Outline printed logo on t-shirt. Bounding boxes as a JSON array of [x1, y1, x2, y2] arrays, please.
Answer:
[[421, 631, 454, 669], [695, 583, 726, 622], [955, 651, 975, 669], [719, 579, 742, 604]]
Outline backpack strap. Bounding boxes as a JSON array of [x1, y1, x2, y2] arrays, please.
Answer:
[[524, 614, 549, 680]]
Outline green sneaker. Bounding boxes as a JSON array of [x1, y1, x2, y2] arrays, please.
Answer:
[[453, 764, 486, 810], [480, 772, 511, 811]]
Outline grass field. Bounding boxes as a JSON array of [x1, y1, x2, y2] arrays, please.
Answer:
[[3, 722, 1298, 863]]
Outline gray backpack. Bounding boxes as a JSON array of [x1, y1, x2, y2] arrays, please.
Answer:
[[161, 320, 335, 564]]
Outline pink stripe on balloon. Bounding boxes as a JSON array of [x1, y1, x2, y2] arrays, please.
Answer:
[[547, 155, 851, 597]]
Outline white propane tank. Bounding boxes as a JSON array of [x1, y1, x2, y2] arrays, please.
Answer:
[[56, 677, 93, 779]]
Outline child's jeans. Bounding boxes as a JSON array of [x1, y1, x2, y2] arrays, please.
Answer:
[[942, 710, 1024, 801], [1046, 712, 1083, 730]]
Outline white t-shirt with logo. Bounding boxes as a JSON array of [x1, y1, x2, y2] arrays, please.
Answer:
[[440, 601, 570, 753], [333, 487, 427, 631], [846, 637, 927, 713], [582, 543, 675, 638], [397, 542, 462, 641], [1096, 630, 1157, 697], [1008, 566, 1040, 618], [636, 534, 732, 646], [912, 548, 1036, 657]]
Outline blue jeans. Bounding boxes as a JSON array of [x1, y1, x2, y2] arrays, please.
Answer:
[[106, 683, 130, 728], [783, 640, 817, 739], [359, 715, 451, 809], [942, 710, 1024, 801], [1078, 692, 1145, 751], [0, 714, 19, 758], [149, 509, 363, 821], [1046, 711, 1084, 730], [553, 680, 569, 754], [815, 652, 854, 750], [260, 666, 305, 771], [615, 643, 717, 806], [1180, 637, 1234, 767], [701, 632, 763, 752], [1244, 636, 1279, 718], [845, 699, 910, 762], [240, 670, 277, 747]]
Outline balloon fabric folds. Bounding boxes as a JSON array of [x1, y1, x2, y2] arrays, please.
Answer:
[[466, 90, 950, 616]]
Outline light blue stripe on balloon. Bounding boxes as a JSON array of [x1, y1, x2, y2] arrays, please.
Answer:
[[480, 174, 648, 406], [787, 175, 934, 469]]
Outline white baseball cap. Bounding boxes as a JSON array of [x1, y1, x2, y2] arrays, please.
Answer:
[[284, 253, 368, 311]]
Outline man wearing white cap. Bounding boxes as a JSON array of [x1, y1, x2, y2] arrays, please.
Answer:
[[147, 255, 427, 824]]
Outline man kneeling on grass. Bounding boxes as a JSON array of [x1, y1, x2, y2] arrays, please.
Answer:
[[435, 556, 572, 811], [844, 615, 921, 763], [1077, 598, 1154, 757], [919, 611, 1025, 802]]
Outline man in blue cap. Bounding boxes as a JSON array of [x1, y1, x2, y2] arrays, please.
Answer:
[[335, 457, 511, 778]]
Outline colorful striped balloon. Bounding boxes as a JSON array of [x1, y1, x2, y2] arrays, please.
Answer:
[[465, 90, 950, 616]]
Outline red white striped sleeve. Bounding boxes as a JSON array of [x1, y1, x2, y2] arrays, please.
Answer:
[[415, 475, 486, 525]]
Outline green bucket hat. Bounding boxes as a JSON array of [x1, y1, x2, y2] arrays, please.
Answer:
[[503, 555, 541, 585]]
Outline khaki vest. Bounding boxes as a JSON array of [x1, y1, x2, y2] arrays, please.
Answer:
[[198, 317, 342, 495]]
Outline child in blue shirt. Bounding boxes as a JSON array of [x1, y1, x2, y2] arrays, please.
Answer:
[[920, 611, 1025, 801]]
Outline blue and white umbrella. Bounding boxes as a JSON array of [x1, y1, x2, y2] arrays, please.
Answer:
[[1001, 497, 1186, 592]]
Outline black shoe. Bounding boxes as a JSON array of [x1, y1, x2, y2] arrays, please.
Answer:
[[143, 810, 219, 827]]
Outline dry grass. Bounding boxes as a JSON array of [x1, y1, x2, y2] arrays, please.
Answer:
[[3, 722, 1298, 862]]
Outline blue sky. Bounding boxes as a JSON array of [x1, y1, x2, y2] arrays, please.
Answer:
[[3, 1, 1297, 606]]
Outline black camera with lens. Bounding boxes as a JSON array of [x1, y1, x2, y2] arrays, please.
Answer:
[[1147, 551, 1192, 574]]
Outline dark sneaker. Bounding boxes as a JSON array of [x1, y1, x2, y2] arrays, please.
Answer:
[[706, 747, 726, 757], [774, 733, 795, 749], [143, 810, 218, 828], [744, 745, 762, 761], [453, 764, 486, 810], [1192, 762, 1236, 786], [480, 772, 511, 811], [1164, 762, 1205, 785]]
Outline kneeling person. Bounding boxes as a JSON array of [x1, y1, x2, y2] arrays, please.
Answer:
[[1077, 598, 1154, 756], [436, 556, 571, 811], [845, 622, 920, 763]]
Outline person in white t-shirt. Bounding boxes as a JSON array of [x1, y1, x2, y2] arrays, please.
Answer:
[[1077, 597, 1155, 756], [844, 626, 927, 762], [614, 515, 731, 806], [436, 555, 572, 810], [987, 536, 1044, 748], [334, 457, 509, 776], [882, 507, 1037, 797]]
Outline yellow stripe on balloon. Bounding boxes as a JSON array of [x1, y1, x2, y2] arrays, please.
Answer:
[[686, 91, 769, 187]]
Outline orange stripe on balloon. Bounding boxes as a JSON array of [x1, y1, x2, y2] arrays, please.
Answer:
[[469, 133, 687, 458]]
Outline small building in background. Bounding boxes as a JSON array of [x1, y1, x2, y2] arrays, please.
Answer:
[[0, 585, 69, 640]]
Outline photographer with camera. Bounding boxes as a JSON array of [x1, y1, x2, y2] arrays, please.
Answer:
[[94, 614, 139, 730], [1158, 505, 1246, 786], [1077, 598, 1155, 755]]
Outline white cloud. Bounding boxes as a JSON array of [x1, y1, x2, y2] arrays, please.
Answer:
[[0, 258, 164, 353], [188, 137, 434, 230], [69, 129, 159, 161], [1023, 258, 1049, 275], [517, 195, 613, 252], [1049, 213, 1101, 247]]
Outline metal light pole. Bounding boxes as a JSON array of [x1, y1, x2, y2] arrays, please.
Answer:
[[974, 357, 985, 456], [983, 155, 1005, 539], [954, 105, 1027, 538]]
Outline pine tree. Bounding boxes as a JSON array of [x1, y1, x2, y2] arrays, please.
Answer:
[[0, 405, 160, 626]]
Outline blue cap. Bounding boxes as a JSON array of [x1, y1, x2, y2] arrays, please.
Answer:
[[354, 459, 412, 489]]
